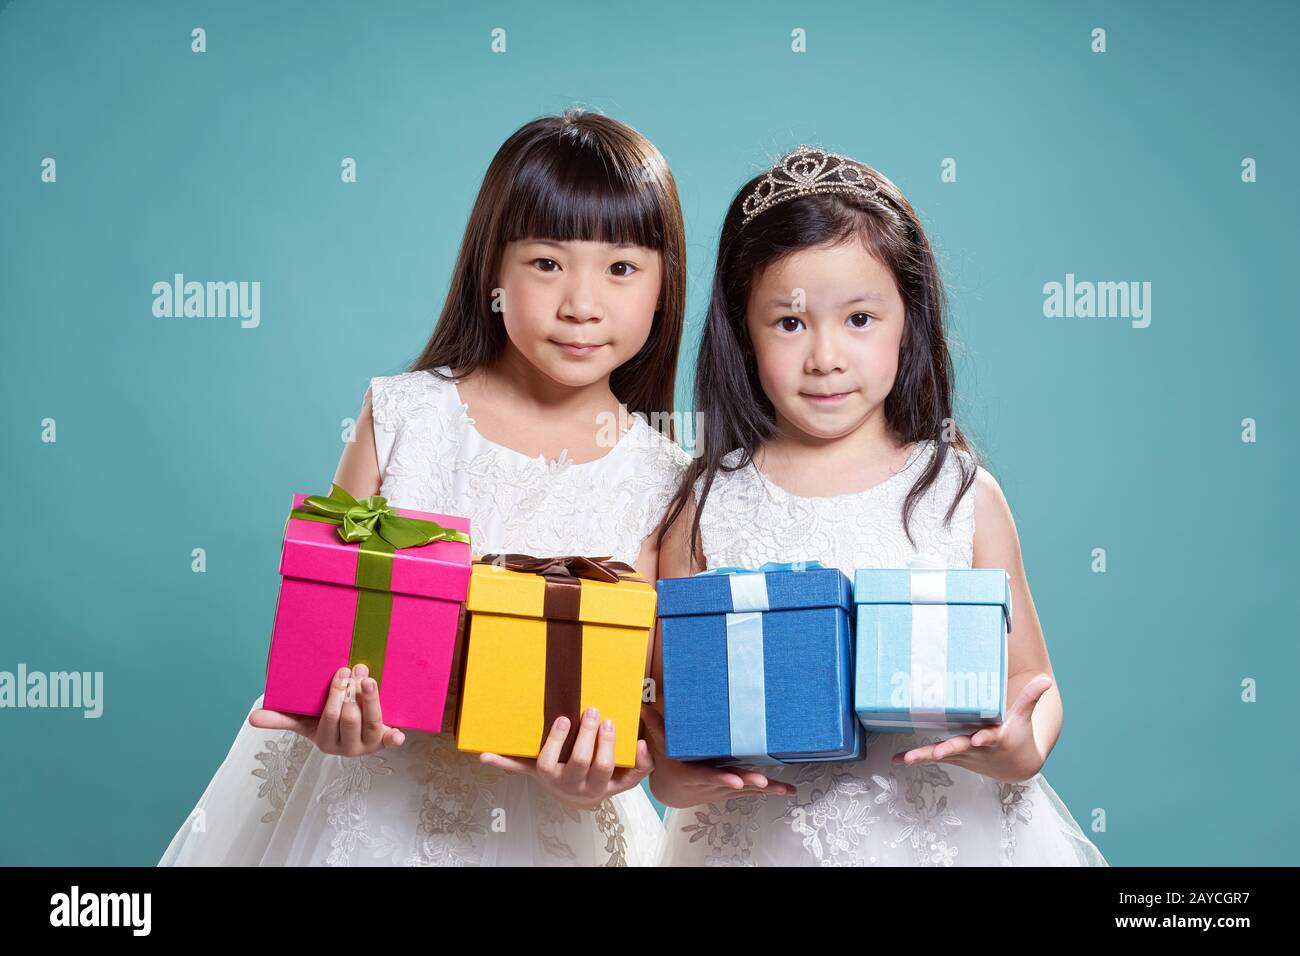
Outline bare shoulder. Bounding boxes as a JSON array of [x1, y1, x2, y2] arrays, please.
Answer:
[[656, 482, 703, 579], [332, 386, 382, 498], [971, 464, 1023, 569]]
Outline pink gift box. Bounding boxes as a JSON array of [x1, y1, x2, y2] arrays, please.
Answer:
[[263, 493, 472, 733]]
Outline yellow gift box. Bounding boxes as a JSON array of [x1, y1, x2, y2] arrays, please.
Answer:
[[455, 554, 656, 768]]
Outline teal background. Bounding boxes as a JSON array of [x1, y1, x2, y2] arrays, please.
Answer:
[[2, 0, 1296, 865]]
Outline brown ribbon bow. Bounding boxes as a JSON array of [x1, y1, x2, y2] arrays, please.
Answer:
[[471, 553, 643, 761]]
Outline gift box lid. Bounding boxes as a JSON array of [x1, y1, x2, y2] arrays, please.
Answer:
[[853, 565, 1013, 631], [466, 560, 657, 629], [656, 563, 851, 617], [280, 493, 472, 602]]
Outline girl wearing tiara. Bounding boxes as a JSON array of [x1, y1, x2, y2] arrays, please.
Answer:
[[160, 111, 691, 866], [645, 146, 1107, 866]]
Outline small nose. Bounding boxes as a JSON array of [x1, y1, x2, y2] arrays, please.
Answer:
[[559, 271, 603, 323], [806, 325, 846, 374]]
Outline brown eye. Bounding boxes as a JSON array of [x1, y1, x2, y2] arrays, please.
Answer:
[[609, 261, 638, 277], [532, 258, 560, 272], [779, 316, 804, 333], [847, 312, 874, 329]]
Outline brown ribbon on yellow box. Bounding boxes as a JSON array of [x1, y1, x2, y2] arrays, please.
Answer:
[[474, 554, 644, 762]]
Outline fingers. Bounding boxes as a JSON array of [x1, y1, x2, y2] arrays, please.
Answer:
[[336, 663, 366, 754], [534, 716, 573, 776], [669, 759, 796, 797], [248, 708, 317, 737], [358, 671, 386, 750], [736, 770, 797, 796], [479, 752, 538, 776], [560, 707, 602, 788], [724, 767, 796, 796], [1010, 674, 1054, 722], [382, 727, 407, 749], [931, 735, 975, 761], [632, 738, 655, 777], [315, 666, 353, 750], [893, 743, 935, 765], [585, 718, 618, 792], [893, 733, 981, 765]]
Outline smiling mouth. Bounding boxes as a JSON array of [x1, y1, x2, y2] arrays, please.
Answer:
[[801, 390, 857, 402], [553, 341, 606, 355]]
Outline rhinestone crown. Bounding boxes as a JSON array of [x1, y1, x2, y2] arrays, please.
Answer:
[[741, 144, 881, 227]]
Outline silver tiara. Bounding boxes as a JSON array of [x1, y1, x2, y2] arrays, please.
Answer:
[[741, 144, 881, 227]]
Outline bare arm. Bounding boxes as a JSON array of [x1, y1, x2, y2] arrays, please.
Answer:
[[971, 465, 1062, 765], [893, 465, 1062, 782], [332, 387, 383, 499]]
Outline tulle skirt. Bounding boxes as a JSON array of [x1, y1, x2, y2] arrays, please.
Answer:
[[659, 730, 1108, 866], [159, 694, 665, 866]]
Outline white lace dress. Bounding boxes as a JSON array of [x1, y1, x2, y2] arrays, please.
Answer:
[[659, 440, 1108, 867], [159, 367, 691, 866]]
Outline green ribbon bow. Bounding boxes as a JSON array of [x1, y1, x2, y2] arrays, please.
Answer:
[[291, 483, 471, 550], [287, 484, 471, 685]]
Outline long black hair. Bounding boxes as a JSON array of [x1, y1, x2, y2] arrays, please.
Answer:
[[409, 110, 686, 433], [659, 147, 978, 569]]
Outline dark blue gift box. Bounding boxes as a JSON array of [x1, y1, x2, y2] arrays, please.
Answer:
[[657, 562, 864, 764]]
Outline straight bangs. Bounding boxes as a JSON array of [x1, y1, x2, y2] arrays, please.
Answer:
[[498, 135, 669, 251]]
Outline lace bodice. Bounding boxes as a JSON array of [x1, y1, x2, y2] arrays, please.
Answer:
[[695, 439, 978, 574], [370, 367, 692, 566]]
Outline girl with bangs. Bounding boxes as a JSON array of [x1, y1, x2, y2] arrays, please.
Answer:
[[161, 111, 691, 867]]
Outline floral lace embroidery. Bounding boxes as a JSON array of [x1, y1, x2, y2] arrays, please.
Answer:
[[779, 765, 880, 866], [371, 369, 692, 568], [528, 783, 583, 862], [251, 730, 314, 824], [318, 753, 395, 866], [680, 794, 765, 866], [408, 731, 500, 867], [762, 743, 963, 867], [869, 760, 964, 866], [695, 440, 977, 577], [997, 781, 1034, 866], [593, 799, 628, 867]]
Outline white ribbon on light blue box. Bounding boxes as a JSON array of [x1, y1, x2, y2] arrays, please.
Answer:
[[907, 552, 950, 727]]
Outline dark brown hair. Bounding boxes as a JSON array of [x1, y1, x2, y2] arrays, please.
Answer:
[[409, 110, 685, 432], [660, 148, 978, 569]]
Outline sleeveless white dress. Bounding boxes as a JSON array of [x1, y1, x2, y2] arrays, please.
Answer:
[[659, 440, 1108, 866], [159, 367, 691, 866]]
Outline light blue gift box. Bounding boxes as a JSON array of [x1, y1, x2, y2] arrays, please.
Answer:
[[853, 558, 1012, 733], [657, 562, 864, 765]]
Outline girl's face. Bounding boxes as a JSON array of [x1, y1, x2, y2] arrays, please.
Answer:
[[497, 238, 662, 389], [745, 238, 906, 442]]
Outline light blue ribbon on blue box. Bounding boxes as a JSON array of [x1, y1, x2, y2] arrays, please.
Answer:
[[693, 561, 826, 764]]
